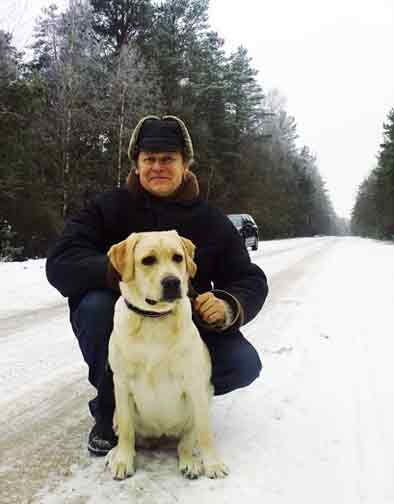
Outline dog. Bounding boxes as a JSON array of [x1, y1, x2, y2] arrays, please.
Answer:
[[105, 230, 229, 480]]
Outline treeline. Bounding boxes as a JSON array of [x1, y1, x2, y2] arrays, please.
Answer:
[[0, 0, 342, 260], [351, 108, 394, 239]]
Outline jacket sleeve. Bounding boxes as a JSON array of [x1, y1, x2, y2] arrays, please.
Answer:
[[46, 197, 117, 299], [210, 213, 268, 328]]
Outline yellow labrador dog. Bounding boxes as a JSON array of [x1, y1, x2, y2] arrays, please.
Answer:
[[105, 230, 228, 480]]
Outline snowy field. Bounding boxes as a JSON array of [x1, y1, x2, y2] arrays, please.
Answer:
[[1, 236, 394, 503]]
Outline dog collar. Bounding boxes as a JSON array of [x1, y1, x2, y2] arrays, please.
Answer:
[[124, 298, 173, 318]]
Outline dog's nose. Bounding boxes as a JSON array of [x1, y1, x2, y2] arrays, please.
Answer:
[[161, 275, 181, 301]]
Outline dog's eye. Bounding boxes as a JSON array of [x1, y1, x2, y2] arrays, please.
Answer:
[[173, 254, 183, 263], [142, 255, 157, 266]]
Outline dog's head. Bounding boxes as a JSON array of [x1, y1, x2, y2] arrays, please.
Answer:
[[108, 230, 196, 310]]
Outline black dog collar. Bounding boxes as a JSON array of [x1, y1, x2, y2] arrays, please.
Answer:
[[124, 298, 173, 318]]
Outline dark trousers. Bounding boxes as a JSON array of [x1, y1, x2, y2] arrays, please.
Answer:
[[71, 289, 262, 425]]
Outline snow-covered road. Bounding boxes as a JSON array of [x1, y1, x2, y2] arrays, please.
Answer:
[[1, 236, 393, 503]]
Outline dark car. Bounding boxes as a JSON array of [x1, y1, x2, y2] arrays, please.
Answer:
[[227, 213, 259, 251]]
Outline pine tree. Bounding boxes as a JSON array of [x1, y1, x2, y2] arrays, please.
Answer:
[[376, 109, 394, 237], [0, 219, 24, 261], [90, 0, 153, 52], [352, 108, 394, 239]]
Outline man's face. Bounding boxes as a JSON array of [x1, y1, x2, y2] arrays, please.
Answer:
[[136, 151, 188, 197]]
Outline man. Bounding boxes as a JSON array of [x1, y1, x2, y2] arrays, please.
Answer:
[[46, 115, 268, 456]]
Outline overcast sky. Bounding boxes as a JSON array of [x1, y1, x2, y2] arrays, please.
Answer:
[[2, 0, 394, 218]]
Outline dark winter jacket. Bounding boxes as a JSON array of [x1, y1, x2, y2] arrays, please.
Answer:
[[46, 170, 268, 331]]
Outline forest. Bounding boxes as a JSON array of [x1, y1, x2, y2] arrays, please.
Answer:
[[1, 0, 350, 259], [351, 108, 394, 240]]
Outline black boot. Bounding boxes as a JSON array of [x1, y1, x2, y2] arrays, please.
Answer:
[[88, 364, 117, 456], [88, 421, 117, 456]]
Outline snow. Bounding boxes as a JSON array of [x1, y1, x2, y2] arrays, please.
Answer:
[[1, 236, 394, 503], [0, 259, 63, 319]]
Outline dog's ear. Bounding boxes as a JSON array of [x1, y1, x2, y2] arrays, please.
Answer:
[[180, 236, 197, 278], [108, 234, 139, 281]]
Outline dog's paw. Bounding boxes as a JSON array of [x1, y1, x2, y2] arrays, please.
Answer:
[[105, 446, 135, 480], [179, 457, 204, 479], [204, 460, 229, 479]]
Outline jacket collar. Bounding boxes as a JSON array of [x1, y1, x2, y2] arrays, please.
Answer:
[[126, 169, 200, 204]]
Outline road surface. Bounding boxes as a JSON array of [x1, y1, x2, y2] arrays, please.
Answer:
[[1, 237, 393, 503]]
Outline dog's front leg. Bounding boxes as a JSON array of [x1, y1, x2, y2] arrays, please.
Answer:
[[188, 386, 229, 479], [178, 429, 203, 479], [106, 375, 136, 480]]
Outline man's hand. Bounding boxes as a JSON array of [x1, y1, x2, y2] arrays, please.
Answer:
[[193, 292, 226, 324]]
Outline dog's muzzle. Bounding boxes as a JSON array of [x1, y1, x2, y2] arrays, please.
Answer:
[[161, 275, 182, 302]]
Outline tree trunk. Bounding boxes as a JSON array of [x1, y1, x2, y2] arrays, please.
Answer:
[[63, 107, 72, 217], [117, 82, 126, 188], [62, 1, 75, 218], [206, 162, 215, 201]]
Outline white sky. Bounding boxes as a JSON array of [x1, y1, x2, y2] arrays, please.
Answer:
[[210, 0, 394, 218], [1, 0, 394, 218]]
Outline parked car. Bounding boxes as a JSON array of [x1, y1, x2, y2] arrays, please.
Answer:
[[227, 213, 259, 251]]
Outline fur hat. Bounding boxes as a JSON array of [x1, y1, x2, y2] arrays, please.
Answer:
[[128, 115, 194, 162]]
